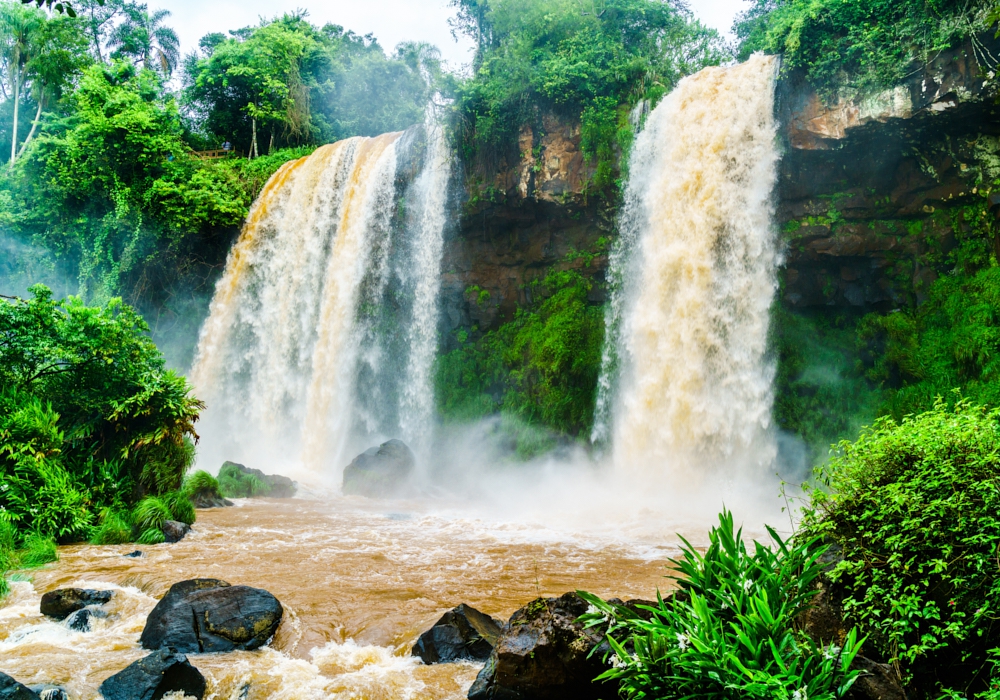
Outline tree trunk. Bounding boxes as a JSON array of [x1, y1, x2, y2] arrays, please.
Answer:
[[268, 130, 274, 155], [16, 98, 42, 160], [250, 116, 258, 160], [10, 65, 20, 165]]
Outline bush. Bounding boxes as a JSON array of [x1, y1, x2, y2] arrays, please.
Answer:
[[161, 490, 196, 526], [182, 470, 222, 501], [136, 527, 166, 545], [19, 534, 58, 568], [90, 509, 133, 546], [580, 510, 862, 698], [131, 496, 172, 533], [800, 400, 1000, 694], [217, 463, 267, 499], [0, 287, 202, 543]]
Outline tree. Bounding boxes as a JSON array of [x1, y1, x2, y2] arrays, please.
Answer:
[[107, 3, 179, 76], [0, 2, 44, 163]]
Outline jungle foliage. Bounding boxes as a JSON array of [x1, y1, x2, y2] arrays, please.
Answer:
[[436, 270, 604, 440], [0, 286, 201, 550], [800, 400, 1000, 696], [580, 510, 863, 699], [451, 0, 727, 188], [734, 0, 993, 97]]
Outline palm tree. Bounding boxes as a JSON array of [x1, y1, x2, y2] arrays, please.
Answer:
[[0, 3, 45, 164], [107, 4, 179, 76]]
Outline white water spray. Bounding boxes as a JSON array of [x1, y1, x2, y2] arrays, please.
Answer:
[[595, 54, 782, 482]]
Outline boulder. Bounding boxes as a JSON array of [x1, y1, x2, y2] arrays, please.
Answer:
[[28, 687, 67, 700], [161, 520, 190, 544], [66, 608, 93, 632], [221, 462, 296, 498], [468, 592, 613, 700], [124, 550, 144, 558], [0, 674, 39, 700], [139, 578, 283, 654], [413, 604, 503, 664], [99, 650, 205, 700], [189, 492, 233, 509], [40, 588, 113, 620], [847, 656, 907, 700], [342, 439, 415, 497]]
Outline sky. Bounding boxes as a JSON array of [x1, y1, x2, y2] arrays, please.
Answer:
[[164, 0, 750, 71]]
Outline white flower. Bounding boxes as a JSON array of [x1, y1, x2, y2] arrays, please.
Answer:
[[823, 645, 842, 660], [586, 605, 600, 616], [609, 653, 627, 668], [742, 578, 752, 593], [792, 690, 807, 700], [676, 632, 689, 651]]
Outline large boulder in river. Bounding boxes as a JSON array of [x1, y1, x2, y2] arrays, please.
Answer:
[[161, 520, 190, 543], [99, 650, 205, 700], [40, 588, 113, 620], [139, 578, 283, 654], [468, 592, 614, 700], [0, 673, 39, 700], [342, 439, 415, 497], [413, 604, 503, 664]]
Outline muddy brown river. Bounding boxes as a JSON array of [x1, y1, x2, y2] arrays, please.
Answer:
[[0, 493, 713, 699]]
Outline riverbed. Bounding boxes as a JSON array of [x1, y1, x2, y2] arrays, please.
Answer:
[[0, 496, 693, 699]]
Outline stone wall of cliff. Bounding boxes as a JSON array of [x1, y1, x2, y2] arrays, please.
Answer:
[[441, 33, 1000, 343]]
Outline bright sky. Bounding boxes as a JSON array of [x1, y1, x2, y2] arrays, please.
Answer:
[[162, 0, 750, 72]]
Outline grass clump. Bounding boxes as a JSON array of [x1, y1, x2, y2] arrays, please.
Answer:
[[90, 509, 133, 546], [136, 528, 166, 545], [131, 497, 172, 533], [182, 470, 225, 505], [217, 463, 268, 499], [162, 491, 196, 526], [580, 510, 862, 698], [800, 399, 1000, 695], [19, 534, 58, 568]]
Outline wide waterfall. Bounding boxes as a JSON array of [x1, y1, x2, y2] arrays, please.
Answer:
[[191, 119, 452, 478], [594, 54, 781, 481]]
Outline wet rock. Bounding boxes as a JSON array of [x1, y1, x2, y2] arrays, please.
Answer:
[[67, 608, 93, 632], [40, 588, 113, 620], [189, 492, 233, 509], [0, 673, 39, 700], [342, 439, 415, 497], [161, 520, 190, 543], [140, 578, 283, 654], [413, 604, 503, 664], [221, 462, 296, 498], [28, 687, 67, 700], [124, 550, 143, 558], [99, 650, 206, 700], [468, 592, 612, 700], [847, 656, 907, 700]]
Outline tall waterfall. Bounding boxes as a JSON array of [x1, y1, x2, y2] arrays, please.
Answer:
[[191, 121, 451, 478], [594, 54, 781, 480]]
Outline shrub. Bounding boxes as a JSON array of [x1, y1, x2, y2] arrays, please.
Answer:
[[90, 509, 133, 546], [182, 470, 223, 501], [19, 534, 58, 568], [131, 496, 172, 533], [161, 490, 196, 526], [217, 463, 267, 499], [136, 528, 166, 545], [800, 400, 1000, 694], [580, 510, 862, 698]]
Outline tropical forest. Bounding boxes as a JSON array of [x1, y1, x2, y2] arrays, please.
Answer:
[[1, 0, 999, 697]]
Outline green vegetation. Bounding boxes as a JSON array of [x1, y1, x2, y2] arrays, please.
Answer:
[[452, 0, 726, 188], [800, 400, 1000, 696], [735, 0, 991, 97], [0, 286, 202, 593], [182, 469, 224, 503], [217, 462, 267, 498], [436, 270, 604, 442], [580, 510, 862, 698]]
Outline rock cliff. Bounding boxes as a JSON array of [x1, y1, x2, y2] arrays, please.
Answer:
[[442, 33, 1000, 339]]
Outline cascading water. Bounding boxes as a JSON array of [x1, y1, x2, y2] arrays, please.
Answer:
[[594, 54, 782, 481], [191, 120, 452, 479]]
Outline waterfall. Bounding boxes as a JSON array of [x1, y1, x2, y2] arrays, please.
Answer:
[[594, 54, 781, 480], [191, 122, 452, 479]]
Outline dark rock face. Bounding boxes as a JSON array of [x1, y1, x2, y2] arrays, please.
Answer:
[[28, 687, 67, 700], [99, 650, 206, 700], [0, 674, 39, 700], [66, 608, 93, 632], [139, 578, 283, 654], [413, 604, 503, 664], [342, 440, 416, 497], [39, 588, 113, 620], [468, 592, 612, 700], [223, 462, 296, 498], [161, 520, 190, 543], [124, 550, 144, 558]]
